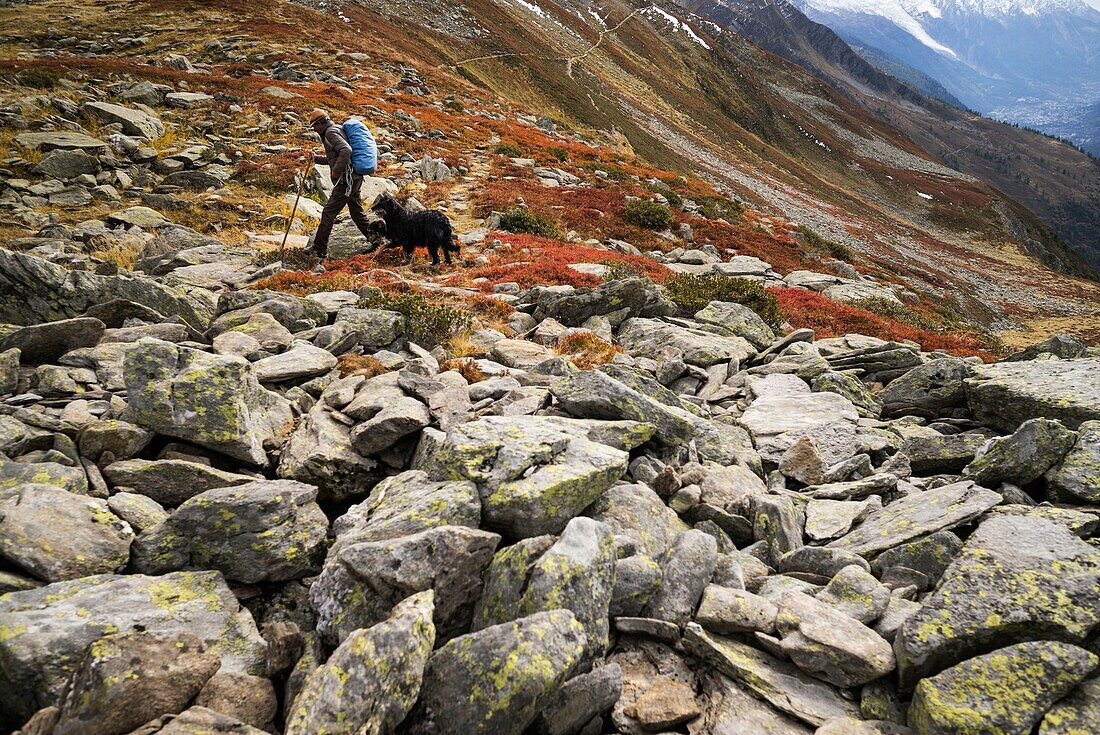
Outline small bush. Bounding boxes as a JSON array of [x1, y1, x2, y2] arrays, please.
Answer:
[[495, 142, 524, 157], [696, 195, 743, 221], [850, 297, 942, 332], [337, 354, 390, 378], [253, 270, 363, 296], [601, 259, 646, 281], [624, 199, 674, 230], [665, 273, 782, 327], [439, 357, 486, 383], [498, 207, 560, 238], [555, 332, 621, 369], [361, 290, 473, 347], [252, 248, 320, 270], [444, 99, 464, 113], [799, 226, 853, 262], [546, 146, 569, 162]]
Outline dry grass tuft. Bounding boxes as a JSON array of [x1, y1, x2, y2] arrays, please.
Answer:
[[439, 357, 486, 383], [337, 353, 390, 378], [554, 331, 621, 369]]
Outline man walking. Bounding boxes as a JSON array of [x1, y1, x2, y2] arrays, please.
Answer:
[[308, 108, 376, 259]]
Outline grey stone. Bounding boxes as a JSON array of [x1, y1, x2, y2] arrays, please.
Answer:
[[619, 317, 755, 367], [132, 479, 328, 584], [474, 517, 615, 662], [107, 492, 168, 534], [278, 399, 382, 504], [193, 672, 276, 731], [909, 642, 1097, 735], [78, 419, 153, 463], [901, 433, 988, 475], [1039, 677, 1100, 735], [966, 359, 1100, 431], [311, 525, 499, 645], [895, 514, 1100, 688], [880, 358, 972, 418], [285, 591, 435, 735], [752, 495, 804, 566], [827, 481, 1001, 558], [774, 592, 896, 688], [0, 484, 132, 582], [51, 631, 220, 735], [0, 459, 88, 495], [252, 342, 338, 383], [413, 416, 629, 538], [402, 611, 586, 735], [816, 565, 891, 624], [531, 664, 622, 735], [0, 571, 265, 729], [83, 101, 165, 139], [964, 417, 1077, 486], [586, 483, 689, 559], [122, 340, 294, 466], [0, 317, 105, 365], [350, 396, 432, 455], [683, 624, 861, 727], [695, 585, 778, 634], [1046, 420, 1100, 503], [102, 459, 253, 506], [34, 149, 99, 180], [611, 555, 664, 617], [694, 301, 776, 351], [643, 529, 718, 626]]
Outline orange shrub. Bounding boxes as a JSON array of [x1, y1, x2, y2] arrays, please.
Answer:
[[253, 270, 363, 296], [456, 233, 671, 291]]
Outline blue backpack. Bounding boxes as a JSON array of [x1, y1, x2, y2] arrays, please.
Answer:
[[342, 118, 377, 175]]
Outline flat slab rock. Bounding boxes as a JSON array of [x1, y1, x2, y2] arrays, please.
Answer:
[[826, 481, 1001, 558], [683, 624, 861, 727], [966, 358, 1100, 432], [0, 571, 265, 730]]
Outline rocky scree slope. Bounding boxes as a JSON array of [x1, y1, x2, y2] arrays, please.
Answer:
[[2, 224, 1100, 735], [0, 3, 1097, 735]]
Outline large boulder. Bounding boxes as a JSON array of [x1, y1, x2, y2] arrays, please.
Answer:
[[643, 529, 717, 626], [122, 339, 294, 466], [0, 249, 214, 329], [879, 358, 972, 419], [551, 369, 696, 445], [826, 481, 1001, 558], [1046, 420, 1100, 503], [286, 591, 435, 735], [895, 515, 1100, 688], [963, 417, 1077, 486], [740, 392, 859, 462], [965, 359, 1100, 431], [773, 592, 896, 688], [82, 101, 165, 139], [474, 517, 616, 662], [311, 525, 499, 645], [0, 317, 105, 365], [0, 571, 266, 729], [102, 459, 254, 507], [0, 484, 133, 582], [683, 624, 861, 727], [401, 610, 586, 735], [131, 479, 328, 583], [530, 278, 672, 326], [413, 416, 629, 538], [278, 399, 385, 503], [694, 301, 776, 351], [331, 470, 481, 548], [618, 317, 756, 367], [0, 459, 88, 495], [50, 631, 220, 735], [1039, 677, 1100, 735], [586, 483, 689, 559], [908, 642, 1097, 735]]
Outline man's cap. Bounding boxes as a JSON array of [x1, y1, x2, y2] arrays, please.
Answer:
[[308, 108, 328, 125]]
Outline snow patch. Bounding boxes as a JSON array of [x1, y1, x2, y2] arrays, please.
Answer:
[[514, 0, 547, 17], [644, 6, 712, 49], [801, 0, 958, 57], [917, 191, 934, 199]]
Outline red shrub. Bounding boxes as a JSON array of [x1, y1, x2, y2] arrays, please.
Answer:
[[773, 288, 993, 359]]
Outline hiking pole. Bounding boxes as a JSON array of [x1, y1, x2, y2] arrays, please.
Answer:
[[279, 154, 314, 262]]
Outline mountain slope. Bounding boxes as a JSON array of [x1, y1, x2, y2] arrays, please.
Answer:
[[1, 0, 1098, 341], [793, 0, 1100, 148], [680, 0, 1100, 273]]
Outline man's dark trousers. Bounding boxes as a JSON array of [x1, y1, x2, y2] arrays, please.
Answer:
[[311, 174, 374, 258]]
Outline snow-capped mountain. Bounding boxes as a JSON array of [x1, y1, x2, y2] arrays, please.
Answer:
[[792, 0, 1100, 152]]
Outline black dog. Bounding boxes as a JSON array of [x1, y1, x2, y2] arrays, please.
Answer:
[[368, 193, 460, 266]]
